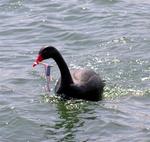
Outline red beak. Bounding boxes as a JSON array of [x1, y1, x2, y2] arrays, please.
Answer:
[[32, 54, 43, 67]]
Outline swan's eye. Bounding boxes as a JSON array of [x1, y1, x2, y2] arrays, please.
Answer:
[[39, 47, 45, 54]]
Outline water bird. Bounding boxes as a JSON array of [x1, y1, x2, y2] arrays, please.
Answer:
[[33, 46, 105, 101]]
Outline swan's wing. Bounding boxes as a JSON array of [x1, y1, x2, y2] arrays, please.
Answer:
[[71, 69, 101, 85]]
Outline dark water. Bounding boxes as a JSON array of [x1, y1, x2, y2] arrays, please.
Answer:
[[0, 0, 150, 141]]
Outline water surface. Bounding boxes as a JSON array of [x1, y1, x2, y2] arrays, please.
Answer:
[[0, 0, 150, 141]]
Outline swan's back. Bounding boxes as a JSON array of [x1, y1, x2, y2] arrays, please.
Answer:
[[71, 69, 101, 85]]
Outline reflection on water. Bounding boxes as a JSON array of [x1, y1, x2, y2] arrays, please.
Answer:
[[41, 96, 92, 141]]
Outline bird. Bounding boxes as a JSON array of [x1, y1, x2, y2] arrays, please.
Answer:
[[33, 46, 105, 101]]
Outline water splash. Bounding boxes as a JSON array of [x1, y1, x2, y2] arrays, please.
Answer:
[[41, 94, 88, 110], [104, 85, 150, 100]]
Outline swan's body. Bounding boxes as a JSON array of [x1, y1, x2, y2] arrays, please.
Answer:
[[33, 46, 105, 101], [55, 69, 104, 101]]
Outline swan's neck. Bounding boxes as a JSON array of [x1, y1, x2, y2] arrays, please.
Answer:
[[53, 50, 73, 87]]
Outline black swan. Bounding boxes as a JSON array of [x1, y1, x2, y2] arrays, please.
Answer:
[[33, 46, 105, 101]]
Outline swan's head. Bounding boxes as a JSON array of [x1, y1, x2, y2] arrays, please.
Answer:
[[33, 46, 56, 67]]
